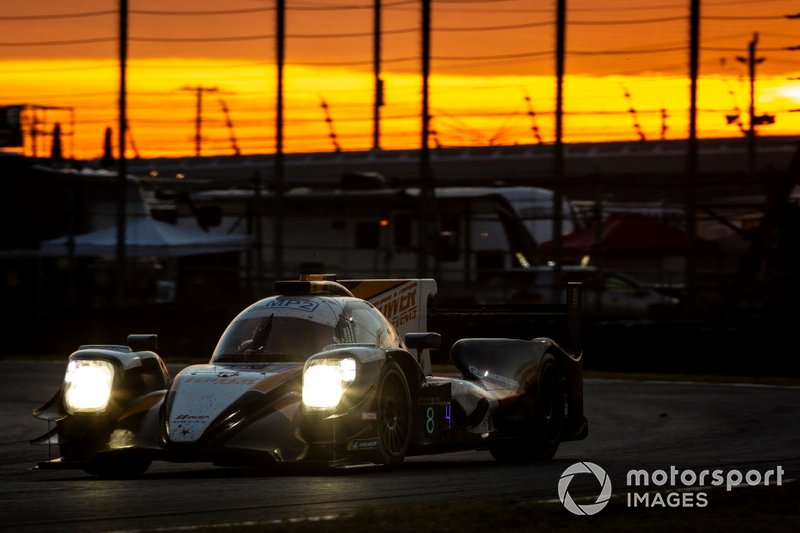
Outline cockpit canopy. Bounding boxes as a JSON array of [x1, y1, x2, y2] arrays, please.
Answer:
[[212, 295, 401, 363]]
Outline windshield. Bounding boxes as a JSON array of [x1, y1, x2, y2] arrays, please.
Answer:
[[213, 316, 337, 363]]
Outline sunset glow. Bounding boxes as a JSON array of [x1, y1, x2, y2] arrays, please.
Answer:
[[3, 0, 800, 159]]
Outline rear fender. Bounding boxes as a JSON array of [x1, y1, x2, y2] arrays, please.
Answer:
[[450, 337, 550, 391], [450, 337, 584, 434], [541, 340, 586, 439]]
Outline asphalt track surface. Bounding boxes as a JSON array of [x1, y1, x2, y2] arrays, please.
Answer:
[[1, 359, 798, 532]]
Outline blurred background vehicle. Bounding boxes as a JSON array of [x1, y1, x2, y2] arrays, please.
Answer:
[[469, 266, 682, 321]]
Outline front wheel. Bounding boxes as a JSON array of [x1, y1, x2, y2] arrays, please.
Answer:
[[373, 359, 412, 468]]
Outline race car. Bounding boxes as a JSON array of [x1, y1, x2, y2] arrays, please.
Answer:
[[32, 276, 588, 476]]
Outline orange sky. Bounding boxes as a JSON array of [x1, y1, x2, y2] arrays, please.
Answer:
[[3, 0, 800, 159]]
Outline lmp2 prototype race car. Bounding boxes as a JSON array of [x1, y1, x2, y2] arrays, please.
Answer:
[[32, 276, 588, 476]]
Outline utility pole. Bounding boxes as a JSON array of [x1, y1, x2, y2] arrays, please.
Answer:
[[552, 0, 565, 302], [417, 0, 435, 278], [686, 0, 700, 315], [274, 0, 285, 281], [115, 0, 128, 307], [182, 85, 219, 157], [736, 32, 765, 176], [69, 107, 75, 159], [373, 0, 383, 150], [29, 109, 40, 158]]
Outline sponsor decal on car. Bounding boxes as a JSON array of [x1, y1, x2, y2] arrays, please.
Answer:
[[468, 365, 519, 388], [169, 371, 263, 442], [347, 438, 379, 450], [372, 283, 417, 328], [184, 376, 259, 385], [257, 298, 320, 312], [174, 414, 210, 421]]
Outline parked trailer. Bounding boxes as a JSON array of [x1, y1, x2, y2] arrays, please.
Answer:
[[181, 186, 579, 285]]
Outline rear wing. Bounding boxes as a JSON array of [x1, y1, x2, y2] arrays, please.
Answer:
[[428, 282, 583, 358], [340, 278, 582, 358], [340, 279, 438, 340]]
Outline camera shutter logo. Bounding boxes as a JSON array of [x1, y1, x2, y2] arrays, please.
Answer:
[[558, 462, 613, 516]]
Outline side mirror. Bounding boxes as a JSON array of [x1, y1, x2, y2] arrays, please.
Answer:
[[404, 332, 441, 377], [405, 332, 441, 351]]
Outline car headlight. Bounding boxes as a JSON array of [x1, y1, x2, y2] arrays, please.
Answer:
[[302, 358, 357, 409], [64, 359, 115, 414]]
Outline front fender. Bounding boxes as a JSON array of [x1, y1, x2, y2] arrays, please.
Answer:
[[306, 345, 422, 412], [31, 345, 171, 460], [300, 345, 420, 462], [305, 346, 385, 414]]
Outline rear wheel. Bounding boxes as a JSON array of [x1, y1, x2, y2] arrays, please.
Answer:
[[532, 357, 565, 458], [374, 359, 412, 467], [490, 355, 564, 463]]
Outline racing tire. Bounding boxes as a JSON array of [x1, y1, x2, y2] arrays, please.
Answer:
[[83, 455, 152, 478], [490, 354, 564, 463], [373, 359, 412, 468]]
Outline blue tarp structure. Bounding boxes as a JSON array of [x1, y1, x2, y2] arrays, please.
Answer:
[[40, 218, 250, 258]]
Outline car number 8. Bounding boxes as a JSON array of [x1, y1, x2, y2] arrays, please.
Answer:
[[426, 407, 435, 434]]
